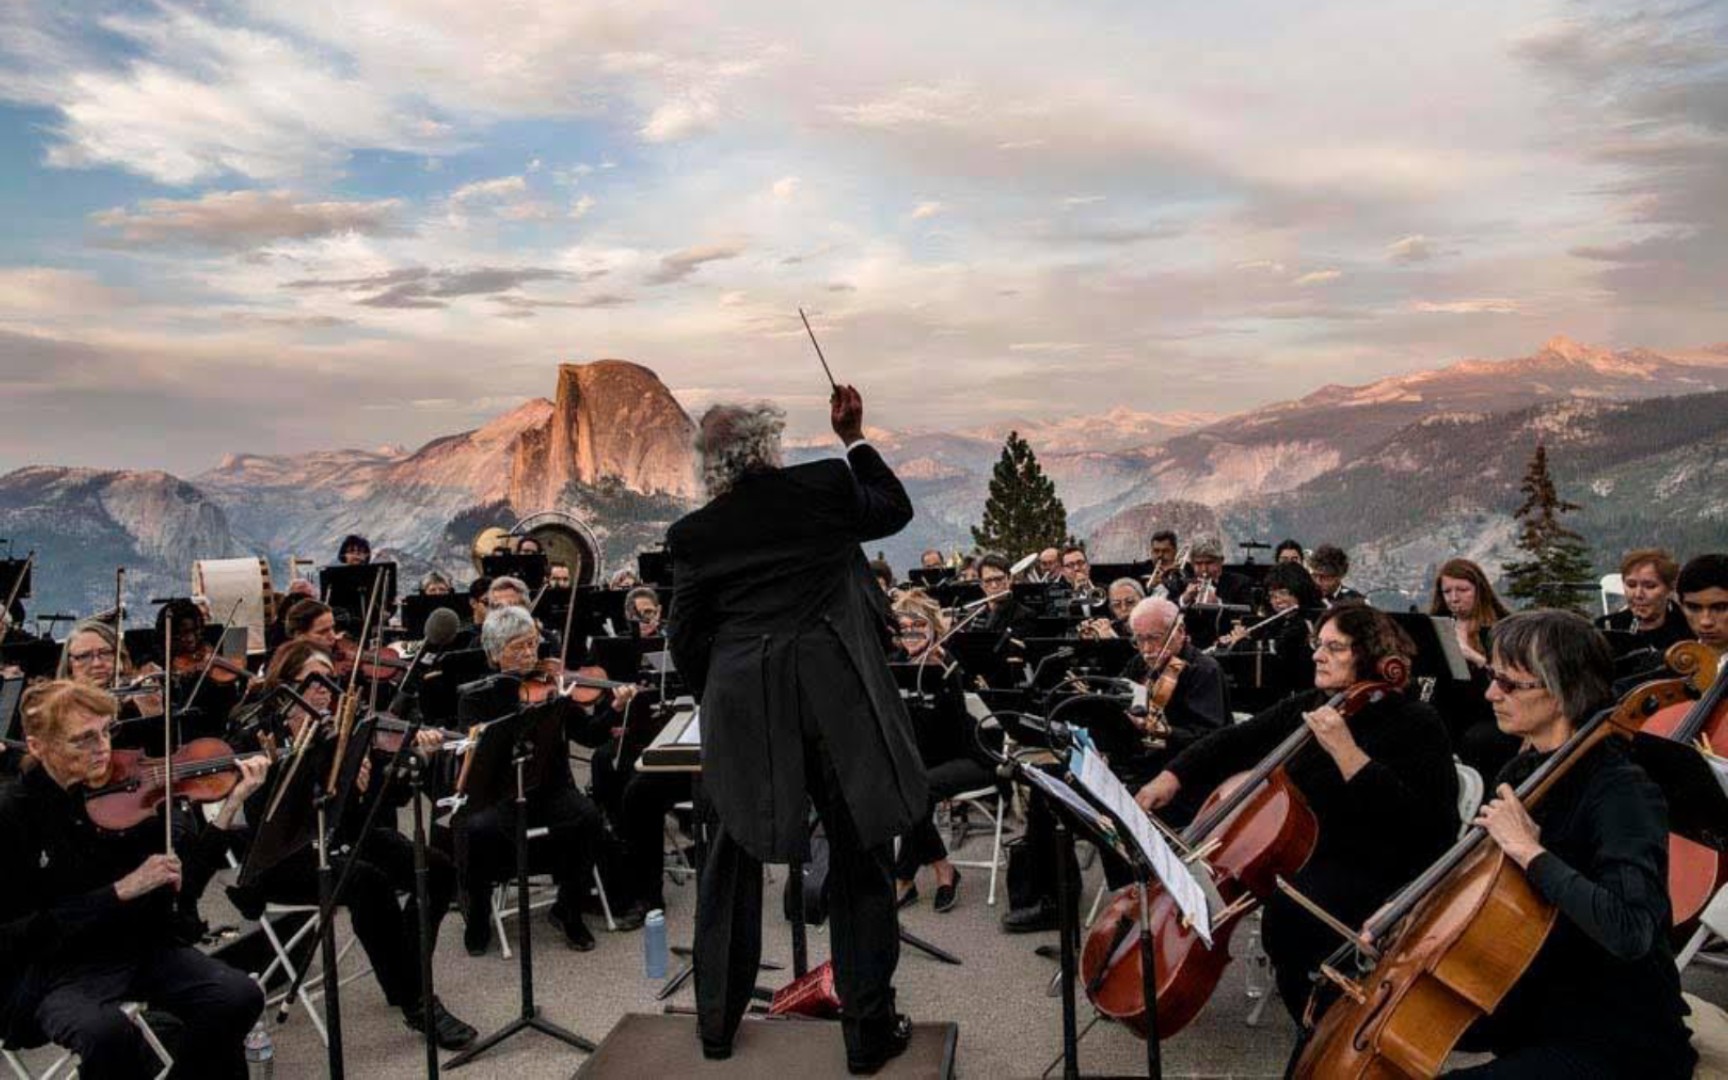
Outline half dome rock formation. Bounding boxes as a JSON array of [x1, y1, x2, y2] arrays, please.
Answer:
[[510, 360, 699, 509]]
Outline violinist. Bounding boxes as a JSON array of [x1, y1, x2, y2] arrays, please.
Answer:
[[213, 641, 479, 1049], [154, 598, 241, 740], [1275, 538, 1305, 564], [1136, 603, 1458, 1021], [56, 619, 165, 739], [1430, 558, 1520, 779], [1003, 598, 1227, 933], [281, 598, 339, 653], [1677, 552, 1728, 651], [891, 592, 992, 913], [419, 571, 454, 597], [454, 605, 606, 954], [975, 552, 1035, 639], [338, 533, 372, 566], [1452, 610, 1693, 1077], [0, 681, 265, 1079]]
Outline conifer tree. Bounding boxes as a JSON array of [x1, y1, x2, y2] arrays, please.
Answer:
[[1502, 442, 1594, 612], [971, 431, 1068, 556]]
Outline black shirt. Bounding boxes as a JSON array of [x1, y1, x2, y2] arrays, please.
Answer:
[[1117, 643, 1229, 785], [1477, 741, 1695, 1074]]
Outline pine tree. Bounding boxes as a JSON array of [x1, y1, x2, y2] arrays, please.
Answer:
[[971, 431, 1068, 556], [1502, 442, 1594, 612]]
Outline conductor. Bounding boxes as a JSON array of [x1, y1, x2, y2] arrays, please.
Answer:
[[669, 386, 928, 1073]]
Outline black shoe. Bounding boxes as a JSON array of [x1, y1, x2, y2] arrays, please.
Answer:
[[701, 1039, 733, 1061], [404, 996, 478, 1051], [895, 883, 919, 910], [549, 903, 596, 951], [1002, 898, 1058, 934], [612, 902, 650, 933], [847, 1013, 913, 1075], [933, 870, 961, 913], [463, 892, 493, 956]]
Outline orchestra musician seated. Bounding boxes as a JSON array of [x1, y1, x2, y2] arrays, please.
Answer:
[[338, 534, 372, 566], [280, 598, 339, 654], [1136, 603, 1458, 1022], [1002, 597, 1227, 933], [889, 592, 993, 912], [1594, 549, 1689, 685], [919, 549, 946, 576], [0, 681, 265, 1079], [1306, 543, 1363, 606], [1035, 547, 1061, 583], [56, 619, 165, 735], [1147, 530, 1190, 600], [419, 571, 454, 597], [1431, 558, 1521, 781], [1079, 578, 1143, 640], [974, 552, 1035, 639], [956, 557, 980, 583], [870, 558, 897, 597], [1212, 561, 1321, 698], [1677, 552, 1728, 651], [154, 598, 239, 741], [623, 587, 665, 638], [1180, 537, 1254, 607], [1275, 538, 1305, 564], [1449, 610, 1694, 1077], [214, 641, 478, 1049], [487, 576, 562, 656], [454, 605, 607, 954], [608, 568, 639, 590], [548, 562, 573, 590]]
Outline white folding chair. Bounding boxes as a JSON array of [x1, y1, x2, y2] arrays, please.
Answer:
[[491, 826, 618, 959], [1455, 761, 1485, 837], [256, 900, 370, 1046], [947, 784, 1012, 906], [1, 1003, 172, 1080], [1677, 881, 1728, 973]]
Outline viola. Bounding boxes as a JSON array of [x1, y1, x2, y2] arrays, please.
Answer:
[[83, 737, 278, 832], [1079, 678, 1398, 1039], [1292, 674, 1693, 1078], [1642, 641, 1728, 927]]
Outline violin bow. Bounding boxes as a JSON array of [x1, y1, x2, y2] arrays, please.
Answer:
[[798, 307, 840, 393], [162, 617, 174, 855], [556, 577, 580, 671], [111, 566, 126, 690]]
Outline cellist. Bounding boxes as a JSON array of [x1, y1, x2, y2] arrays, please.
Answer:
[[1451, 611, 1693, 1077], [1135, 602, 1458, 1020]]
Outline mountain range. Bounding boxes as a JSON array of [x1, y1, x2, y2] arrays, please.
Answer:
[[3, 335, 1726, 621]]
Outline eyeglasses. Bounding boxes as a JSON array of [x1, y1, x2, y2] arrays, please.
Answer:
[[499, 638, 541, 659], [63, 723, 117, 753], [1061, 560, 1087, 570], [68, 650, 110, 665], [1487, 670, 1545, 694], [1312, 639, 1352, 656], [1131, 632, 1175, 647], [980, 574, 1010, 586]]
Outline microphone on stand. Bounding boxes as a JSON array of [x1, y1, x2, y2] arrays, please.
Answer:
[[386, 607, 463, 719]]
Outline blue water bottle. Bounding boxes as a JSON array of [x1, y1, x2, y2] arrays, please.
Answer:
[[644, 909, 668, 980]]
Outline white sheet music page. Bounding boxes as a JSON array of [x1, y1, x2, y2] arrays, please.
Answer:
[[1069, 745, 1213, 944]]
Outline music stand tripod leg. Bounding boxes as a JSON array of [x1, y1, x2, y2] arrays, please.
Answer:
[[1054, 816, 1081, 1080], [446, 743, 596, 1068], [314, 801, 346, 1080]]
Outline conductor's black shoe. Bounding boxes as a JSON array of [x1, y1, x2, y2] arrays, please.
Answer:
[[701, 1039, 733, 1061], [847, 1013, 913, 1075], [404, 996, 478, 1050], [463, 893, 493, 956], [549, 903, 596, 951], [895, 884, 919, 910], [1002, 898, 1059, 934]]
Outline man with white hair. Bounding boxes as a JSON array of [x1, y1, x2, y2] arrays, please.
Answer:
[[669, 385, 925, 1073]]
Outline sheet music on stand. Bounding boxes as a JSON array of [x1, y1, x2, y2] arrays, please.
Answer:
[[1019, 766, 1114, 837], [1068, 744, 1214, 945]]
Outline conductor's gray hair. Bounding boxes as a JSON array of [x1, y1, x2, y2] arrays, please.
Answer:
[[696, 402, 785, 498], [1489, 610, 1614, 724], [481, 605, 538, 662]]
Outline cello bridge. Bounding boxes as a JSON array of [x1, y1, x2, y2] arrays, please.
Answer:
[[1320, 964, 1367, 1004]]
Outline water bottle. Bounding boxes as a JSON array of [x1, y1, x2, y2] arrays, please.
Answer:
[[644, 908, 668, 980], [1242, 913, 1271, 1001], [244, 1021, 274, 1080]]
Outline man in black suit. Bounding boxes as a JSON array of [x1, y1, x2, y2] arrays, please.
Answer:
[[669, 386, 927, 1073], [1182, 536, 1255, 608]]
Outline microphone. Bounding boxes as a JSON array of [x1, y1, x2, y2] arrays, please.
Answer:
[[387, 607, 462, 717]]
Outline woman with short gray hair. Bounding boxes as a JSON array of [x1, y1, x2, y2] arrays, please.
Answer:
[[1460, 609, 1694, 1076], [480, 604, 537, 664]]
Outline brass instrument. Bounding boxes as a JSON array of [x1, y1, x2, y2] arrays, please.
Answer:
[[468, 510, 605, 587]]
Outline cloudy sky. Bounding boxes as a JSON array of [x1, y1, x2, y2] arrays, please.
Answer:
[[1, 0, 1724, 474]]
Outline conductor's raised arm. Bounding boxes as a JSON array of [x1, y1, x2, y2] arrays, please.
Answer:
[[832, 384, 913, 541]]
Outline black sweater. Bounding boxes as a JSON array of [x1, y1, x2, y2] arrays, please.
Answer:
[[1477, 741, 1695, 1074], [1167, 688, 1460, 897], [0, 765, 227, 1038]]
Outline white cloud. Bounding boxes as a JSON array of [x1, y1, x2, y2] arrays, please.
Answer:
[[570, 195, 597, 219], [450, 176, 529, 203], [911, 201, 943, 220], [1293, 269, 1342, 286], [1412, 298, 1523, 314], [1387, 234, 1438, 263], [0, 268, 132, 317], [645, 242, 747, 285], [92, 190, 403, 249], [641, 95, 720, 142], [772, 176, 801, 200]]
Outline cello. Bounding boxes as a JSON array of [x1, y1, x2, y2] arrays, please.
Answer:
[[1292, 673, 1693, 1078], [1641, 641, 1727, 926], [1079, 675, 1402, 1038]]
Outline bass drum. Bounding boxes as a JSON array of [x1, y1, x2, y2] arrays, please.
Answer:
[[512, 511, 604, 587]]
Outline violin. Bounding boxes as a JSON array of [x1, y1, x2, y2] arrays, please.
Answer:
[[1292, 674, 1693, 1078], [369, 714, 469, 756], [171, 643, 250, 686], [83, 737, 280, 832], [1079, 678, 1398, 1039], [1136, 655, 1183, 749], [330, 634, 412, 683], [1643, 641, 1728, 928], [517, 658, 634, 706]]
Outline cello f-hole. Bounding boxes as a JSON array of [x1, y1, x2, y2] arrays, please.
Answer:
[[1351, 979, 1396, 1053]]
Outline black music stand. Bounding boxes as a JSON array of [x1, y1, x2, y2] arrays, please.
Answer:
[[403, 594, 467, 638], [481, 552, 549, 593], [1181, 603, 1252, 652], [1023, 638, 1136, 691], [1089, 561, 1155, 586], [587, 634, 663, 682], [928, 581, 984, 609], [945, 630, 1026, 690], [321, 563, 398, 625], [445, 698, 596, 1068], [909, 567, 956, 588], [637, 549, 673, 587], [1013, 581, 1057, 613], [0, 639, 58, 680], [0, 558, 31, 602]]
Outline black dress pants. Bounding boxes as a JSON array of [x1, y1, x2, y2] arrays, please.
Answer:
[[29, 947, 262, 1080], [256, 828, 455, 1009], [621, 770, 692, 910], [894, 756, 994, 880], [695, 728, 899, 1059], [455, 784, 604, 913]]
